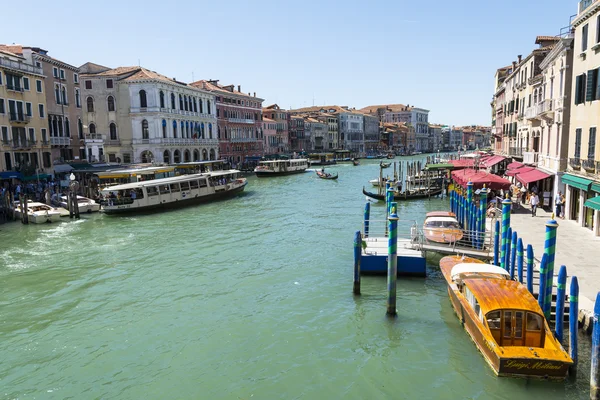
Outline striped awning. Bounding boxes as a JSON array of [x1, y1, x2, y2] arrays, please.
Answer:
[[584, 196, 600, 211], [561, 173, 593, 191]]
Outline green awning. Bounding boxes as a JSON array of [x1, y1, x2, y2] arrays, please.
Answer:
[[21, 174, 50, 182], [592, 182, 600, 193], [425, 163, 454, 170], [584, 196, 600, 211], [561, 173, 593, 191]]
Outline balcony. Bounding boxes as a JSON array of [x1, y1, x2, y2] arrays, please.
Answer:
[[523, 151, 539, 164], [580, 0, 594, 14], [12, 140, 36, 149], [9, 113, 30, 124], [6, 84, 24, 93], [130, 106, 160, 113], [524, 107, 537, 120], [569, 157, 581, 169], [582, 158, 596, 172], [50, 137, 71, 146], [538, 154, 568, 172], [106, 139, 121, 146], [228, 118, 255, 124], [231, 137, 260, 143], [509, 147, 523, 157], [0, 57, 43, 75], [132, 138, 219, 146], [555, 97, 564, 111], [84, 133, 105, 143], [1, 139, 11, 147]]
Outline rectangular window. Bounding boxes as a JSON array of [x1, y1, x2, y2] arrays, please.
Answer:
[[575, 128, 582, 158], [38, 104, 45, 118], [36, 79, 43, 92], [583, 24, 589, 52], [73, 73, 79, 83], [586, 69, 597, 102], [53, 67, 58, 77], [597, 15, 600, 44], [85, 80, 92, 89], [189, 180, 199, 189], [0, 71, 2, 85], [106, 79, 113, 89], [123, 153, 131, 163], [41, 128, 47, 144], [23, 77, 30, 91], [25, 102, 32, 116], [146, 186, 159, 197], [589, 127, 597, 159], [60, 69, 65, 80], [0, 99, 4, 114], [28, 127, 35, 141], [1, 126, 7, 142]]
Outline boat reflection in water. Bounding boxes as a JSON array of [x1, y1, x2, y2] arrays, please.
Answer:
[[440, 255, 572, 380]]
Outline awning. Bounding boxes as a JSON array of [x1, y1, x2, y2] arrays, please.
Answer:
[[592, 182, 600, 193], [0, 171, 22, 179], [584, 196, 600, 211], [516, 169, 551, 185], [507, 162, 523, 170], [451, 169, 511, 190], [21, 174, 51, 182], [562, 173, 593, 191], [481, 155, 506, 168], [425, 163, 454, 170], [506, 166, 534, 176], [53, 164, 74, 173]]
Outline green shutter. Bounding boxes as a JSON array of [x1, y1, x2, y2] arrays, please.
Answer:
[[586, 70, 595, 102], [575, 76, 581, 105], [596, 68, 600, 100]]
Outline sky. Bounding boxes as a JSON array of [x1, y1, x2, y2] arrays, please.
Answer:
[[1, 0, 577, 126]]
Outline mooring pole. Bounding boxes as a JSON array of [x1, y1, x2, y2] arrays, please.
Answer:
[[544, 219, 559, 321], [494, 220, 500, 266], [591, 292, 600, 399], [538, 253, 548, 313], [516, 238, 524, 283], [554, 265, 567, 343], [479, 187, 487, 250], [364, 202, 370, 238], [510, 230, 517, 279], [526, 244, 534, 295], [387, 202, 399, 316], [500, 197, 511, 271], [353, 230, 362, 295], [505, 227, 513, 278], [569, 276, 579, 377]]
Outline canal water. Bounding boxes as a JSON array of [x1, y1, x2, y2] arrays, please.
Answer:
[[0, 156, 592, 399]]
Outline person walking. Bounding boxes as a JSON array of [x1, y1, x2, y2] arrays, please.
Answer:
[[530, 191, 539, 217], [559, 191, 566, 219], [555, 191, 563, 219]]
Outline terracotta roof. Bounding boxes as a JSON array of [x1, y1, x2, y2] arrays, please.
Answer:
[[0, 48, 23, 59], [91, 66, 141, 76], [121, 67, 181, 84], [535, 36, 560, 44], [359, 104, 411, 114], [190, 80, 260, 99], [291, 105, 353, 114], [533, 45, 555, 53], [0, 45, 24, 56]]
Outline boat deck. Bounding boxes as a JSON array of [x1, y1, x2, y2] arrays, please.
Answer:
[[361, 236, 426, 277]]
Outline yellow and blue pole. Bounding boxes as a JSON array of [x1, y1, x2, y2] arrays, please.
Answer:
[[554, 265, 567, 343], [500, 197, 511, 271], [353, 230, 362, 295], [516, 238, 524, 283], [493, 220, 500, 266], [538, 253, 548, 313], [387, 203, 399, 316], [569, 276, 579, 377], [544, 219, 559, 321], [526, 244, 534, 294], [364, 202, 370, 238], [591, 292, 600, 399]]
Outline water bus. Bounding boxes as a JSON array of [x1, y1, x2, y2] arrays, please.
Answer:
[[254, 159, 309, 177], [100, 169, 246, 214], [309, 153, 336, 166], [440, 255, 572, 380]]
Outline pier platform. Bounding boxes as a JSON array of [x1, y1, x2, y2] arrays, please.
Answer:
[[361, 236, 426, 277]]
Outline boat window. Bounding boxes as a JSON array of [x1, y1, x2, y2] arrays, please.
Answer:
[[199, 178, 207, 188], [170, 183, 181, 193], [180, 181, 190, 191], [515, 311, 524, 338], [503, 311, 513, 338], [189, 180, 199, 189], [526, 312, 542, 331], [146, 186, 159, 197], [486, 311, 501, 329], [159, 185, 170, 194]]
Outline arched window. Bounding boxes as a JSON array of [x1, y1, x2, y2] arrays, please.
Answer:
[[61, 87, 67, 105], [179, 94, 183, 110], [65, 117, 70, 136], [173, 120, 178, 138], [107, 96, 115, 112], [87, 97, 94, 112], [184, 95, 189, 111], [199, 99, 203, 114], [89, 123, 96, 134], [193, 98, 197, 113], [142, 119, 149, 139], [201, 123, 205, 139], [174, 149, 181, 163], [184, 149, 190, 163], [139, 90, 147, 108], [160, 91, 165, 108], [75, 89, 81, 108], [218, 126, 221, 139], [188, 96, 193, 111], [207, 100, 211, 114], [171, 93, 176, 109], [202, 149, 208, 160], [55, 85, 61, 104], [209, 149, 216, 160], [162, 119, 167, 138], [110, 123, 117, 140], [193, 149, 200, 161], [163, 150, 170, 163], [78, 118, 83, 139], [208, 123, 213, 139]]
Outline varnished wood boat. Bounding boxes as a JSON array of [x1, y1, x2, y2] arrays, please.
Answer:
[[316, 171, 338, 180], [423, 211, 463, 243], [439, 255, 573, 380], [362, 186, 442, 201]]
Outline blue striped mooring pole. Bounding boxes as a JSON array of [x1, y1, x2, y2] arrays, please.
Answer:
[[516, 238, 524, 283], [591, 292, 600, 399], [493, 220, 500, 266], [364, 202, 370, 238], [510, 230, 517, 279], [500, 197, 511, 271], [554, 265, 567, 343], [569, 276, 579, 377], [387, 202, 399, 316], [479, 187, 487, 250], [353, 230, 362, 295], [526, 244, 534, 295], [538, 253, 548, 313], [466, 182, 473, 228], [505, 227, 512, 277], [544, 219, 559, 321]]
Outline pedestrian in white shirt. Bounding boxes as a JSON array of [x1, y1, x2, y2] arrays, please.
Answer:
[[529, 192, 539, 217]]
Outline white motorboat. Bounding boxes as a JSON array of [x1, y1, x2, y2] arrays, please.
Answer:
[[59, 195, 101, 213], [13, 201, 62, 224]]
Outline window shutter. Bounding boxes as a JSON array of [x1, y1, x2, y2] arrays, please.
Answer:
[[596, 68, 600, 100], [575, 75, 582, 104], [586, 70, 596, 102], [589, 127, 597, 159]]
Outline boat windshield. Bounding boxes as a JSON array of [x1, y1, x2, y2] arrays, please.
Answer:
[[425, 220, 461, 229]]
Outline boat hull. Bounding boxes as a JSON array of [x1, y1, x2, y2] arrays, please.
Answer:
[[362, 187, 442, 201], [424, 228, 463, 243], [255, 169, 307, 177], [103, 184, 246, 215]]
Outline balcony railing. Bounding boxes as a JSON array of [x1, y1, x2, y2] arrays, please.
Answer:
[[570, 157, 581, 169], [132, 138, 219, 145], [9, 113, 30, 123], [50, 137, 71, 146], [525, 107, 537, 120], [231, 137, 260, 143], [106, 139, 121, 146], [1, 139, 11, 147], [582, 158, 596, 172], [0, 57, 43, 75], [523, 151, 539, 164], [84, 133, 105, 141], [228, 118, 255, 124], [538, 154, 568, 172], [580, 0, 594, 14], [509, 147, 523, 157], [12, 140, 36, 148]]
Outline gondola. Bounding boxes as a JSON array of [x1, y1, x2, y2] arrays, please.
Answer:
[[386, 153, 394, 159], [362, 186, 442, 201], [380, 162, 391, 168], [352, 159, 360, 166], [316, 171, 338, 180]]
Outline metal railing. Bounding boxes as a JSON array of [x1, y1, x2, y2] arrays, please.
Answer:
[[582, 158, 596, 171], [580, 0, 594, 14], [84, 133, 105, 141], [569, 157, 581, 169], [50, 137, 71, 146], [132, 138, 219, 145], [228, 118, 255, 124], [0, 57, 43, 75], [12, 140, 35, 148], [9, 113, 30, 123], [509, 147, 523, 156]]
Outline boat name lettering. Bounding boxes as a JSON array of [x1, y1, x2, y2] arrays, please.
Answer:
[[504, 360, 562, 370]]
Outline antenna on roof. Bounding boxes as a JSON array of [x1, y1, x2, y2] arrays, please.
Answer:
[[138, 59, 140, 67]]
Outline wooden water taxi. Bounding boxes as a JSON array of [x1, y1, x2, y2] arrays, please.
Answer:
[[423, 211, 463, 243], [254, 159, 309, 177], [440, 255, 572, 380], [57, 195, 101, 213]]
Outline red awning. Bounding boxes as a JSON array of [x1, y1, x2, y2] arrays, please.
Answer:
[[516, 169, 551, 185], [451, 169, 511, 191], [481, 155, 506, 168], [505, 166, 534, 176], [507, 162, 524, 170], [448, 159, 475, 170]]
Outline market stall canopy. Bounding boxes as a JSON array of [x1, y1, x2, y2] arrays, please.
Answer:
[[451, 169, 511, 190], [425, 163, 454, 170], [507, 162, 524, 170], [448, 159, 475, 170], [505, 166, 535, 177], [0, 171, 22, 179], [53, 164, 74, 173], [480, 155, 506, 168], [515, 169, 551, 185]]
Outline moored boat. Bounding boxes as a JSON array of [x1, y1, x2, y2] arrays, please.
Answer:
[[362, 186, 442, 201], [423, 211, 463, 243], [254, 159, 309, 177], [100, 170, 247, 214], [352, 159, 360, 166], [13, 201, 62, 224], [316, 171, 338, 180], [440, 255, 573, 380], [380, 162, 391, 168], [58, 195, 101, 213]]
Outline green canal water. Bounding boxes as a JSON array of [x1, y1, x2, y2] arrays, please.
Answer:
[[0, 157, 592, 399]]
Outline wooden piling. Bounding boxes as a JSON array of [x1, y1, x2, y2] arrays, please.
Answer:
[[544, 219, 559, 321], [386, 203, 399, 316], [364, 202, 370, 238], [510, 231, 517, 279], [554, 265, 567, 343], [538, 253, 548, 313], [569, 276, 579, 377], [505, 227, 512, 277], [500, 197, 511, 271], [353, 230, 362, 295]]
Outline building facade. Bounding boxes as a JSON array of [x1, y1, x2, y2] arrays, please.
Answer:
[[305, 117, 327, 151], [363, 114, 380, 154], [192, 81, 263, 165], [263, 104, 289, 154], [289, 115, 307, 152], [0, 49, 49, 176], [262, 117, 278, 155], [563, 2, 600, 237]]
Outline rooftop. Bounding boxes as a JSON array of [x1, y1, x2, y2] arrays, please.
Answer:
[[191, 80, 262, 100]]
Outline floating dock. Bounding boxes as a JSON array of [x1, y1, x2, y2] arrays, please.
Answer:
[[361, 236, 426, 276]]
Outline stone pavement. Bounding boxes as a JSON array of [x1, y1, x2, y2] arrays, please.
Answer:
[[500, 201, 600, 327]]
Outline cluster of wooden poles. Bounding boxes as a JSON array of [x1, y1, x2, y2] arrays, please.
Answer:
[[450, 182, 487, 249]]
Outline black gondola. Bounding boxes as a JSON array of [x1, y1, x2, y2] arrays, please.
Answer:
[[380, 162, 391, 168], [316, 171, 338, 180], [362, 186, 442, 201], [352, 159, 360, 166]]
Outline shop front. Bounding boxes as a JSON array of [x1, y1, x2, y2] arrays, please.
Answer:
[[562, 173, 600, 237]]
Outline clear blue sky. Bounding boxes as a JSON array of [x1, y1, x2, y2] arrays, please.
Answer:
[[1, 0, 576, 126]]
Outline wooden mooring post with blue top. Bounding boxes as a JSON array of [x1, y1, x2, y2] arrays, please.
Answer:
[[505, 227, 512, 277], [554, 265, 567, 344], [516, 238, 524, 283], [570, 276, 579, 377], [509, 230, 517, 279], [353, 230, 362, 295], [494, 220, 500, 266], [526, 244, 534, 295], [387, 203, 399, 316], [591, 292, 600, 399], [500, 197, 511, 270], [364, 202, 370, 238]]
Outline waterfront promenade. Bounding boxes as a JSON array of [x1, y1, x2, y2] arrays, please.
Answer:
[[507, 203, 600, 324]]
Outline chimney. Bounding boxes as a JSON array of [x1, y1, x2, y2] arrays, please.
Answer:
[[254, 92, 256, 97], [517, 54, 522, 63], [173, 77, 176, 81], [237, 85, 241, 92], [512, 61, 516, 69]]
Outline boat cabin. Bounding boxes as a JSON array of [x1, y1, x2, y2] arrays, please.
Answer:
[[256, 159, 308, 171], [424, 216, 461, 229], [96, 166, 175, 188], [174, 160, 227, 175], [451, 264, 546, 349]]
